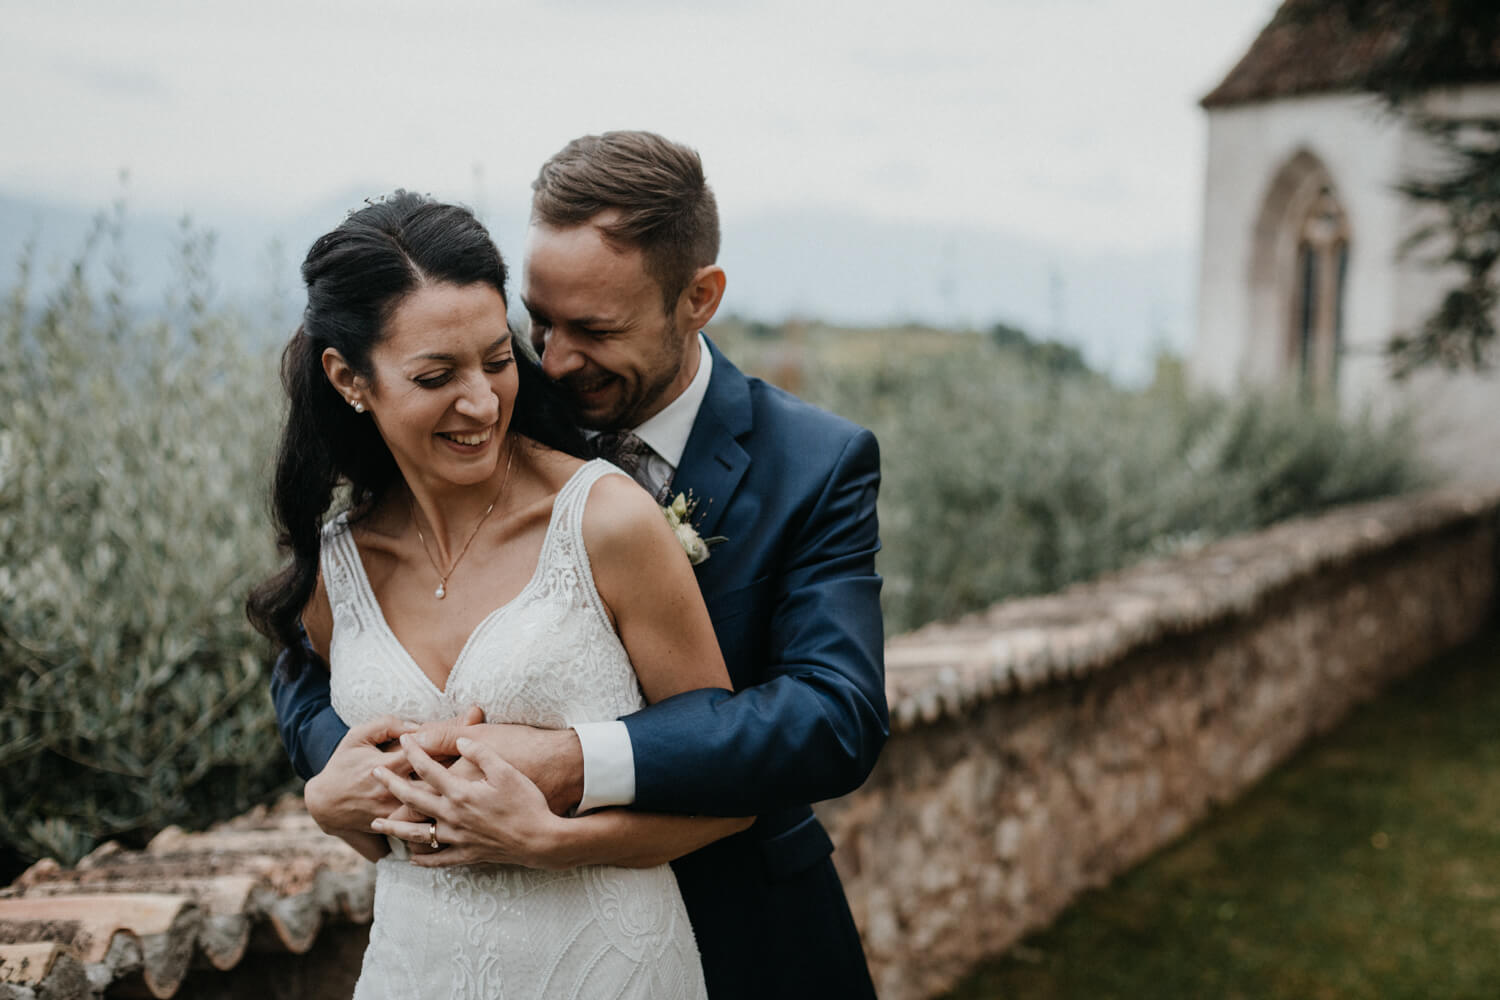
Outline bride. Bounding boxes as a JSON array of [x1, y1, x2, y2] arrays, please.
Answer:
[[246, 192, 746, 998]]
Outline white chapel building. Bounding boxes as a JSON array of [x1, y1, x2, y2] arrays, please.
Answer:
[[1191, 1, 1500, 484]]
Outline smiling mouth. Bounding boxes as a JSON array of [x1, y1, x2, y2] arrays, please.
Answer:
[[437, 426, 495, 447], [565, 374, 617, 398]]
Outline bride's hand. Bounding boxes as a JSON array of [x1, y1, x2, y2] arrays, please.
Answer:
[[410, 715, 584, 817], [397, 753, 484, 856], [370, 735, 566, 869]]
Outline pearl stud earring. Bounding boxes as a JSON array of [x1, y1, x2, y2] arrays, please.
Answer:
[[352, 400, 364, 413]]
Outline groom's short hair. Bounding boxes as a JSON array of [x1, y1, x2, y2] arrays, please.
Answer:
[[531, 131, 720, 310]]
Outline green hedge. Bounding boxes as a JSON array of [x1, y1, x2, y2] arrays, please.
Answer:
[[0, 226, 289, 869], [707, 322, 1424, 634], [806, 342, 1422, 633], [0, 252, 1423, 870]]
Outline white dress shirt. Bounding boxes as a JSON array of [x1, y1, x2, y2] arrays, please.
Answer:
[[572, 333, 713, 812]]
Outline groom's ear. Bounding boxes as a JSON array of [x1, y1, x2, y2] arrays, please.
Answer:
[[677, 265, 726, 332]]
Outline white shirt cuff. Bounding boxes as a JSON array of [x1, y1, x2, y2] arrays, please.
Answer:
[[572, 721, 636, 813]]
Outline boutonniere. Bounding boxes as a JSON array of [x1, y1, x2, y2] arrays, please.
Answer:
[[662, 492, 727, 566]]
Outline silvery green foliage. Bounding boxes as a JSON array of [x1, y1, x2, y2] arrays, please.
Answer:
[[0, 213, 290, 866], [0, 258, 1422, 869], [804, 344, 1423, 635]]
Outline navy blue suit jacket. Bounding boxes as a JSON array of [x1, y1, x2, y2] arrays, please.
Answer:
[[271, 339, 888, 995]]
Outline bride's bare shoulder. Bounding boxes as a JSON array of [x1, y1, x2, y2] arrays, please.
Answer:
[[339, 498, 408, 590], [580, 470, 672, 557], [525, 442, 589, 492]]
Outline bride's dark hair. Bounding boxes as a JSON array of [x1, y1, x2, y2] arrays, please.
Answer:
[[247, 191, 587, 674]]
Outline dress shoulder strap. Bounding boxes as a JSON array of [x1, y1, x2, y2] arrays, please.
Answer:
[[318, 513, 362, 609], [539, 459, 634, 623], [550, 458, 631, 536]]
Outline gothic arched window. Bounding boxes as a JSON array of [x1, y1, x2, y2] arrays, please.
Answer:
[[1291, 187, 1349, 397], [1248, 152, 1353, 396]]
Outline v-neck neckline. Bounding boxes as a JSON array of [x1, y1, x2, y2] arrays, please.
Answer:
[[338, 465, 579, 697]]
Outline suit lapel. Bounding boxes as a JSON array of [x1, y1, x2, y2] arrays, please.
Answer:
[[672, 338, 751, 542]]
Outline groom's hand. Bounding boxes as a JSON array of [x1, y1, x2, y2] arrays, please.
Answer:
[[407, 708, 488, 765], [412, 714, 584, 816], [304, 715, 419, 835]]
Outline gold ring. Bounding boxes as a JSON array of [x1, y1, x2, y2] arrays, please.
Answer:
[[428, 821, 440, 850]]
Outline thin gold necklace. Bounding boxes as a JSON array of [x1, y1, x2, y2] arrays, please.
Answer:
[[410, 442, 515, 600]]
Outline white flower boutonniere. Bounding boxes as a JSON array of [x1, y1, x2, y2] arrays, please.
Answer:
[[662, 492, 727, 566]]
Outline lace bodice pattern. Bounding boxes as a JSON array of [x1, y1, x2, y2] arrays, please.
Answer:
[[322, 460, 706, 1000]]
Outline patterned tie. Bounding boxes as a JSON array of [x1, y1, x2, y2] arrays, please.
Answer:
[[592, 430, 672, 502]]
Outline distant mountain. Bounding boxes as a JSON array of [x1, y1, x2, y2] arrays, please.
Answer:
[[0, 191, 300, 337], [714, 208, 1193, 384], [0, 191, 1192, 384], [0, 192, 184, 305]]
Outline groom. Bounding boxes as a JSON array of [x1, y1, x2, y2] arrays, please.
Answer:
[[272, 130, 887, 998]]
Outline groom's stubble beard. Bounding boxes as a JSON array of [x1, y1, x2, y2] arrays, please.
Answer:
[[550, 314, 691, 433]]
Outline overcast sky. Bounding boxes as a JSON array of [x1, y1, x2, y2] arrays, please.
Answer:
[[3, 0, 1277, 256]]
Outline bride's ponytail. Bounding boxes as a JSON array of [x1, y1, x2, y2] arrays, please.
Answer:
[[246, 326, 348, 671]]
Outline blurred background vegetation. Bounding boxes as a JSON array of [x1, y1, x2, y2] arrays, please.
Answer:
[[0, 214, 1426, 877], [712, 318, 1424, 633], [1, 210, 286, 876]]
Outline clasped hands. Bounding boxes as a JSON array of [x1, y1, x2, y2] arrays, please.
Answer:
[[302, 705, 584, 869]]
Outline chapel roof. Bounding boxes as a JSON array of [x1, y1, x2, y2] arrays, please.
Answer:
[[1202, 0, 1500, 109]]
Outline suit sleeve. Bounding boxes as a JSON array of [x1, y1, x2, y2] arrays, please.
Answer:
[[622, 428, 888, 816], [269, 642, 348, 781]]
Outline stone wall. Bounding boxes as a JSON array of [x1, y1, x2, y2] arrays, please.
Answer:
[[5, 489, 1495, 999], [819, 487, 1500, 1000]]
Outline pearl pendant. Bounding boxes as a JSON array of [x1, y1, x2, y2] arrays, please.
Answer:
[[435, 583, 446, 600]]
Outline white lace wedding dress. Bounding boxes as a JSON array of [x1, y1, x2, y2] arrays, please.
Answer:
[[322, 460, 707, 1000]]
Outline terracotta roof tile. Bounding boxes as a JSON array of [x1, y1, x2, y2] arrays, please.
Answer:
[[0, 799, 371, 998]]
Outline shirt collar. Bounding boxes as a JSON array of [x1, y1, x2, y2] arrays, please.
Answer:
[[631, 332, 712, 469]]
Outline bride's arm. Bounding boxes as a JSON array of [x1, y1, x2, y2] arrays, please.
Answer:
[[299, 574, 405, 864], [581, 473, 734, 708], [372, 473, 753, 868]]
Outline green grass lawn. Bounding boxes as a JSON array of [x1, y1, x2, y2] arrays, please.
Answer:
[[946, 628, 1500, 1000]]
